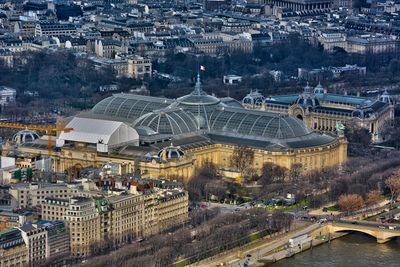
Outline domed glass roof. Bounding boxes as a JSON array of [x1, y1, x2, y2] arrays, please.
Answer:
[[209, 107, 312, 140], [157, 144, 185, 159], [314, 82, 325, 95], [132, 108, 198, 135], [296, 83, 320, 108], [90, 94, 173, 123], [379, 90, 394, 105], [242, 90, 265, 106], [175, 74, 220, 106], [169, 74, 223, 129], [13, 129, 40, 144]]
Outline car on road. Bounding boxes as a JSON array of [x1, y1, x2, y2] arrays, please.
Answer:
[[389, 226, 396, 230], [351, 221, 359, 225], [379, 225, 386, 229], [319, 218, 328, 223]]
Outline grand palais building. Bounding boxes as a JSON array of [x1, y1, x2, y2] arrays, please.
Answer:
[[18, 77, 348, 181]]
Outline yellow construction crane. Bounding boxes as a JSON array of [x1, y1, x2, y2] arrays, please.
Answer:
[[0, 122, 73, 156]]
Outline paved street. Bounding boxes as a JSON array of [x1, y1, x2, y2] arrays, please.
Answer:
[[190, 222, 320, 267]]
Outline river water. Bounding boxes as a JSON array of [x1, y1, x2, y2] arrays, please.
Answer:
[[272, 234, 400, 267]]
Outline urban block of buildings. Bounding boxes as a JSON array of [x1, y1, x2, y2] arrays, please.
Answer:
[[0, 178, 189, 262]]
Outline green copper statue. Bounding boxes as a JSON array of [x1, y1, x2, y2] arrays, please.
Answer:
[[335, 122, 345, 137]]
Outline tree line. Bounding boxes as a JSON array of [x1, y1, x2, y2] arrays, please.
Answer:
[[80, 208, 293, 267]]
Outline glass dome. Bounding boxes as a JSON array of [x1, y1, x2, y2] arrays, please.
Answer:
[[170, 74, 223, 129], [296, 83, 320, 108], [242, 90, 265, 107], [314, 82, 325, 95], [158, 144, 185, 160], [175, 74, 221, 106], [13, 129, 40, 144], [90, 93, 173, 123], [379, 90, 394, 105], [209, 107, 312, 140], [132, 108, 198, 136]]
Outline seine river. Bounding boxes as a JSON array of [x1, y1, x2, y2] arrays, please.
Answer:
[[272, 234, 400, 267]]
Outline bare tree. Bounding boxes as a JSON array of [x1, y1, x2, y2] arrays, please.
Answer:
[[230, 145, 255, 177], [365, 190, 381, 209], [289, 163, 302, 182], [259, 162, 287, 186], [385, 170, 400, 208]]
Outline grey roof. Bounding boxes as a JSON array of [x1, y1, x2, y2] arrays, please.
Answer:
[[90, 93, 173, 124], [209, 107, 312, 140], [133, 108, 199, 135], [86, 79, 339, 151], [175, 75, 220, 106], [19, 223, 37, 233]]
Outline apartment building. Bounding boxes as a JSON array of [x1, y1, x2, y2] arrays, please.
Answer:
[[156, 190, 188, 231], [64, 197, 101, 257], [38, 221, 70, 260], [18, 223, 47, 266], [9, 183, 81, 208], [35, 22, 77, 37], [108, 194, 144, 245], [92, 55, 152, 79], [41, 188, 189, 257], [127, 55, 152, 79], [0, 228, 28, 267], [0, 210, 32, 231], [41, 197, 70, 221]]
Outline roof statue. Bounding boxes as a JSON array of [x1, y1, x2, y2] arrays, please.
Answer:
[[161, 148, 167, 162], [335, 122, 345, 137]]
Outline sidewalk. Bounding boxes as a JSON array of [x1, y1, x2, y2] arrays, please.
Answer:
[[189, 222, 320, 267]]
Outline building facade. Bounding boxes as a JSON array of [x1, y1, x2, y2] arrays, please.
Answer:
[[17, 76, 347, 181], [43, 190, 188, 257], [0, 228, 28, 267], [156, 190, 189, 231], [243, 84, 394, 142], [9, 183, 81, 209], [18, 223, 47, 266], [35, 22, 77, 37], [37, 221, 70, 260], [64, 197, 101, 257]]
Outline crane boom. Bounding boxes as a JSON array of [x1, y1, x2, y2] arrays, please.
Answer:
[[0, 122, 73, 156]]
